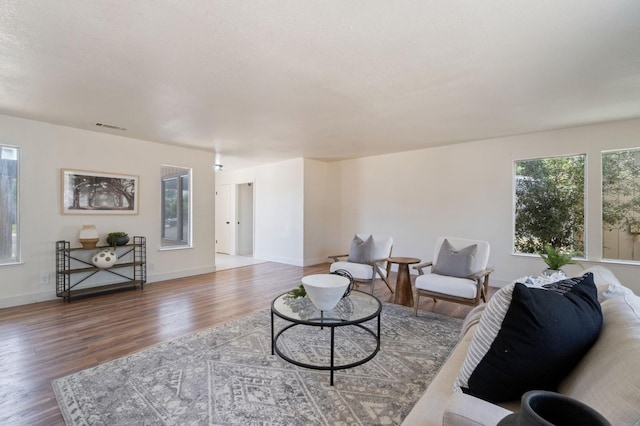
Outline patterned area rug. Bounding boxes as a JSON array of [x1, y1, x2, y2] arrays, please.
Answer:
[[53, 303, 462, 425]]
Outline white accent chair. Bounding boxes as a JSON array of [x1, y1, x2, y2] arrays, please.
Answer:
[[328, 234, 394, 294], [413, 237, 493, 316]]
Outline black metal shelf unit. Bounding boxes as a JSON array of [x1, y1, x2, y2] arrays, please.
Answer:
[[56, 236, 146, 302]]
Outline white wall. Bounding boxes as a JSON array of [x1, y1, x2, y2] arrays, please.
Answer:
[[216, 158, 330, 267], [303, 159, 330, 265], [216, 158, 305, 265], [330, 118, 640, 293], [0, 114, 216, 308]]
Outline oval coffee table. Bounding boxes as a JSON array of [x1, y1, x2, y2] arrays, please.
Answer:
[[271, 289, 382, 385]]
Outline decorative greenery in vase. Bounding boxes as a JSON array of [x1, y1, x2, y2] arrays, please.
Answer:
[[287, 284, 306, 298], [107, 232, 129, 247], [538, 244, 583, 271]]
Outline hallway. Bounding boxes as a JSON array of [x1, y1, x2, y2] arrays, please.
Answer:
[[214, 253, 268, 271]]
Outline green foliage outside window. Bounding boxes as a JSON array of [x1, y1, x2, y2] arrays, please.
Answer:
[[514, 155, 585, 254], [602, 149, 640, 260]]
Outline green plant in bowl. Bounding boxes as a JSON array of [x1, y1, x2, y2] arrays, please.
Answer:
[[538, 244, 583, 272], [107, 232, 129, 247]]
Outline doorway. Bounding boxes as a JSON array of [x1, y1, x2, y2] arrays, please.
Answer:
[[236, 182, 254, 256]]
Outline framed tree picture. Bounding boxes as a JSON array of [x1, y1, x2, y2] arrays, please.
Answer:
[[62, 169, 139, 215]]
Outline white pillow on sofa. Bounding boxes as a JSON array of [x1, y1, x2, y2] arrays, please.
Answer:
[[578, 265, 631, 301]]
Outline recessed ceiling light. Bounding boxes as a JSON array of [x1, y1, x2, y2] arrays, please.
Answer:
[[95, 122, 127, 131]]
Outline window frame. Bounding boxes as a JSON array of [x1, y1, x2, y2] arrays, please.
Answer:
[[601, 148, 640, 263], [0, 144, 20, 265], [512, 153, 587, 256], [160, 165, 192, 249]]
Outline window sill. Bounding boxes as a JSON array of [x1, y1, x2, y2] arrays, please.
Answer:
[[0, 260, 24, 267], [510, 252, 639, 266], [158, 245, 193, 252]]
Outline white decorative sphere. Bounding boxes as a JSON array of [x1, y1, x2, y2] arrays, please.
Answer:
[[302, 274, 350, 311], [92, 248, 118, 268]]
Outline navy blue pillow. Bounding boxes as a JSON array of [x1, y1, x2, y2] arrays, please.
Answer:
[[463, 273, 602, 403], [541, 275, 584, 295]]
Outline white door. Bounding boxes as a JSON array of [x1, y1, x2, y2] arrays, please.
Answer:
[[215, 184, 231, 254]]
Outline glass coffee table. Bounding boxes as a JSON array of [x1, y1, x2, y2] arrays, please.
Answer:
[[271, 290, 382, 385]]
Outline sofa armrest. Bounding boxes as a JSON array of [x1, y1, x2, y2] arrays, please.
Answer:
[[443, 392, 513, 426]]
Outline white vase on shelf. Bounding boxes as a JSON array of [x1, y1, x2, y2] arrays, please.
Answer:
[[78, 225, 99, 249]]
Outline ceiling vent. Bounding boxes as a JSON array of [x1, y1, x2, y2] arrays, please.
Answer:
[[95, 122, 127, 131]]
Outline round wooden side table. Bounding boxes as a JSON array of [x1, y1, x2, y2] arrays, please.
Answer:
[[389, 257, 421, 307]]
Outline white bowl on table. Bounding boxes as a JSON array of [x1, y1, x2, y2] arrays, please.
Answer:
[[301, 274, 350, 311]]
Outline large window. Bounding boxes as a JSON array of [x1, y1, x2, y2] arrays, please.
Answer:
[[602, 148, 640, 261], [161, 165, 191, 248], [514, 155, 585, 254], [0, 145, 19, 264]]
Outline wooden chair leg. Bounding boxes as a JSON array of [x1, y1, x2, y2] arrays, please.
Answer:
[[382, 276, 394, 293], [478, 277, 488, 303], [374, 264, 394, 294], [413, 291, 420, 316]]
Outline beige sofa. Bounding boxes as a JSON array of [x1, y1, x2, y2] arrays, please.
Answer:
[[402, 266, 640, 426]]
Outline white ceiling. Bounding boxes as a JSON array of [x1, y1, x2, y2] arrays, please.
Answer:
[[1, 1, 640, 170]]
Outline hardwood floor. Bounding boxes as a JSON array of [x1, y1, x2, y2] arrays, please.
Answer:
[[0, 262, 480, 425]]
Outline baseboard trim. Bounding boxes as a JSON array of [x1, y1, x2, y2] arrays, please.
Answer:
[[254, 254, 304, 267], [0, 266, 218, 309], [147, 266, 217, 283], [0, 290, 57, 309]]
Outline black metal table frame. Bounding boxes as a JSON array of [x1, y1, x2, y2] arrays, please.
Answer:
[[271, 291, 381, 386]]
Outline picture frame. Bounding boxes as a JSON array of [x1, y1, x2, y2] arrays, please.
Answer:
[[62, 169, 139, 215]]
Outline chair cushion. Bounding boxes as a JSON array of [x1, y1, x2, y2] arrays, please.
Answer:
[[432, 239, 477, 278], [415, 274, 478, 299], [347, 234, 374, 264], [456, 273, 602, 403], [330, 261, 386, 280]]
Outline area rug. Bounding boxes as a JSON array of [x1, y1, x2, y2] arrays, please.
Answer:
[[53, 303, 462, 425]]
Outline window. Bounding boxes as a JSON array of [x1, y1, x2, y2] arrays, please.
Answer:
[[0, 145, 19, 264], [161, 165, 191, 248], [602, 148, 640, 261], [514, 155, 585, 254]]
